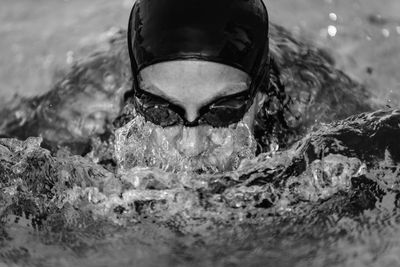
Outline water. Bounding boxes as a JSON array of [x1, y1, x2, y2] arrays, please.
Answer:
[[114, 114, 257, 173], [1, 109, 400, 267], [1, 1, 400, 266]]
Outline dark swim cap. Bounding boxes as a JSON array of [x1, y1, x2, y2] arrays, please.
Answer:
[[128, 0, 270, 94]]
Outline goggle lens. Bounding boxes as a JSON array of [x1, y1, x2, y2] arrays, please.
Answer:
[[199, 94, 250, 127], [135, 93, 183, 127], [134, 90, 252, 127]]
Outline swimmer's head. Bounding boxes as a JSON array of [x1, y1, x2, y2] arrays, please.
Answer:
[[122, 0, 270, 172]]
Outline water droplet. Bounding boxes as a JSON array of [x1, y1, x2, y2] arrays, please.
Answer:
[[66, 51, 74, 65], [382, 28, 390, 38], [328, 25, 337, 37], [329, 13, 337, 21]]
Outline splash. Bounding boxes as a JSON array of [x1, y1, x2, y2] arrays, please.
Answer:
[[114, 114, 257, 174], [1, 109, 400, 266]]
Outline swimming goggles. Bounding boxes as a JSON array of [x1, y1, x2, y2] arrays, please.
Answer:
[[133, 88, 255, 128]]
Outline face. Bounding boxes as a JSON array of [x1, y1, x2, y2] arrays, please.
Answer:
[[116, 61, 265, 173]]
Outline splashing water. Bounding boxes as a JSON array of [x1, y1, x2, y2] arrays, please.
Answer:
[[1, 108, 400, 267], [115, 113, 257, 174]]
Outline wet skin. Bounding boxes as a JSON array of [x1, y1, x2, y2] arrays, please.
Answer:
[[136, 60, 265, 170]]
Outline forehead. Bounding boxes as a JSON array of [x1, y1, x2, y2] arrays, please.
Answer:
[[138, 61, 251, 106]]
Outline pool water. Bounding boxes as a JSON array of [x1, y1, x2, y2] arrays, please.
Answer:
[[2, 108, 400, 267], [0, 1, 400, 267]]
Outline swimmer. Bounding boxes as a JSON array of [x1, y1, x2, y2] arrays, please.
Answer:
[[0, 0, 374, 169], [122, 0, 270, 172]]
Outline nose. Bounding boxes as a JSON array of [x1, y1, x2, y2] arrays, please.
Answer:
[[185, 105, 199, 123], [175, 127, 208, 157]]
